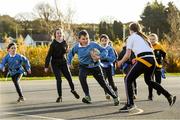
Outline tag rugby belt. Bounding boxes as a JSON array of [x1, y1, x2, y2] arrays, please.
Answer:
[[136, 52, 162, 68]]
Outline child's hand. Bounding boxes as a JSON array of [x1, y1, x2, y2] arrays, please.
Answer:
[[44, 68, 48, 73], [132, 59, 136, 64], [27, 70, 31, 74], [116, 60, 123, 68], [91, 54, 100, 62]]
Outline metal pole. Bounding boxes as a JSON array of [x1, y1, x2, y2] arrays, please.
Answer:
[[16, 24, 18, 39], [123, 24, 126, 41]]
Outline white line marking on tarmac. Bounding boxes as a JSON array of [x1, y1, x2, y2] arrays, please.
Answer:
[[2, 112, 64, 120], [129, 108, 144, 116]]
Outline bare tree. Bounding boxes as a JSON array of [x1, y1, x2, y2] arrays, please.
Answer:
[[33, 2, 56, 34], [54, 0, 76, 45], [31, 1, 76, 44], [15, 13, 34, 37]]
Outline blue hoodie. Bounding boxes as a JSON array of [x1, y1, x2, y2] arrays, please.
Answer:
[[100, 45, 117, 68], [67, 41, 108, 68]]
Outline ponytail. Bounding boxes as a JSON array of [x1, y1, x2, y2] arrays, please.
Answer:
[[129, 22, 152, 48], [137, 31, 152, 48]]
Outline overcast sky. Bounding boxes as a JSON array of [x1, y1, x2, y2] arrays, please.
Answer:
[[0, 0, 179, 23]]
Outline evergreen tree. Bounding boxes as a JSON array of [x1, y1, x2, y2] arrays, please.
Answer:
[[113, 20, 123, 40], [140, 0, 170, 39]]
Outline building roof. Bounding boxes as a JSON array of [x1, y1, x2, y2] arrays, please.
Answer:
[[31, 34, 52, 42], [24, 34, 35, 44]]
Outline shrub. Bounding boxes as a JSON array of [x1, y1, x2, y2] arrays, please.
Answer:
[[162, 40, 180, 72], [0, 40, 180, 78]]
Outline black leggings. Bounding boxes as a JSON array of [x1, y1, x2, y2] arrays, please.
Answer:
[[79, 65, 117, 98], [102, 66, 118, 93], [125, 57, 171, 105], [11, 73, 23, 97], [51, 63, 75, 97], [148, 68, 162, 97]]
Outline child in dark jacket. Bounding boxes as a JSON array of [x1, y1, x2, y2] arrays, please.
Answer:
[[44, 28, 80, 103], [148, 33, 167, 100], [118, 45, 137, 99]]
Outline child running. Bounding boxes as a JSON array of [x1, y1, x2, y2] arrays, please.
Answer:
[[118, 45, 137, 99], [117, 22, 176, 112], [0, 42, 31, 103], [99, 34, 118, 100], [67, 30, 119, 106], [148, 33, 167, 100]]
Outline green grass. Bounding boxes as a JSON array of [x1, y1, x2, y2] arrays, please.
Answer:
[[0, 73, 179, 81]]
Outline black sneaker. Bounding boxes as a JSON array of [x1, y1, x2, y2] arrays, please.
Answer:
[[17, 97, 26, 103], [119, 104, 137, 112], [82, 96, 91, 104], [133, 95, 137, 99], [56, 96, 62, 103], [71, 90, 80, 99], [148, 96, 153, 101], [167, 95, 176, 106]]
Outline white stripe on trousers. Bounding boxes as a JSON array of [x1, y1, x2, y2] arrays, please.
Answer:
[[124, 62, 138, 105]]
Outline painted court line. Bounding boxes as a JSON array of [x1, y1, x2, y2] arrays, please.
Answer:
[[129, 108, 144, 116], [2, 112, 64, 120]]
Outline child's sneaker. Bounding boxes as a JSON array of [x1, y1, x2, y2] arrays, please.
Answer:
[[82, 96, 91, 104], [148, 96, 153, 101], [17, 97, 26, 103], [71, 90, 80, 99], [157, 91, 161, 96], [113, 97, 119, 106], [167, 95, 176, 106], [56, 96, 62, 103], [119, 104, 137, 112]]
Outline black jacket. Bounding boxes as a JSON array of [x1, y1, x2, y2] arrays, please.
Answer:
[[118, 46, 135, 64], [45, 39, 68, 68]]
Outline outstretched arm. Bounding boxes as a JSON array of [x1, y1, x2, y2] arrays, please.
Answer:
[[117, 49, 131, 68], [21, 55, 31, 74], [67, 45, 77, 68]]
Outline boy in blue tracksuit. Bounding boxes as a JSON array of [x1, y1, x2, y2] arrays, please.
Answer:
[[99, 34, 118, 100], [0, 43, 31, 103], [67, 30, 119, 106]]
